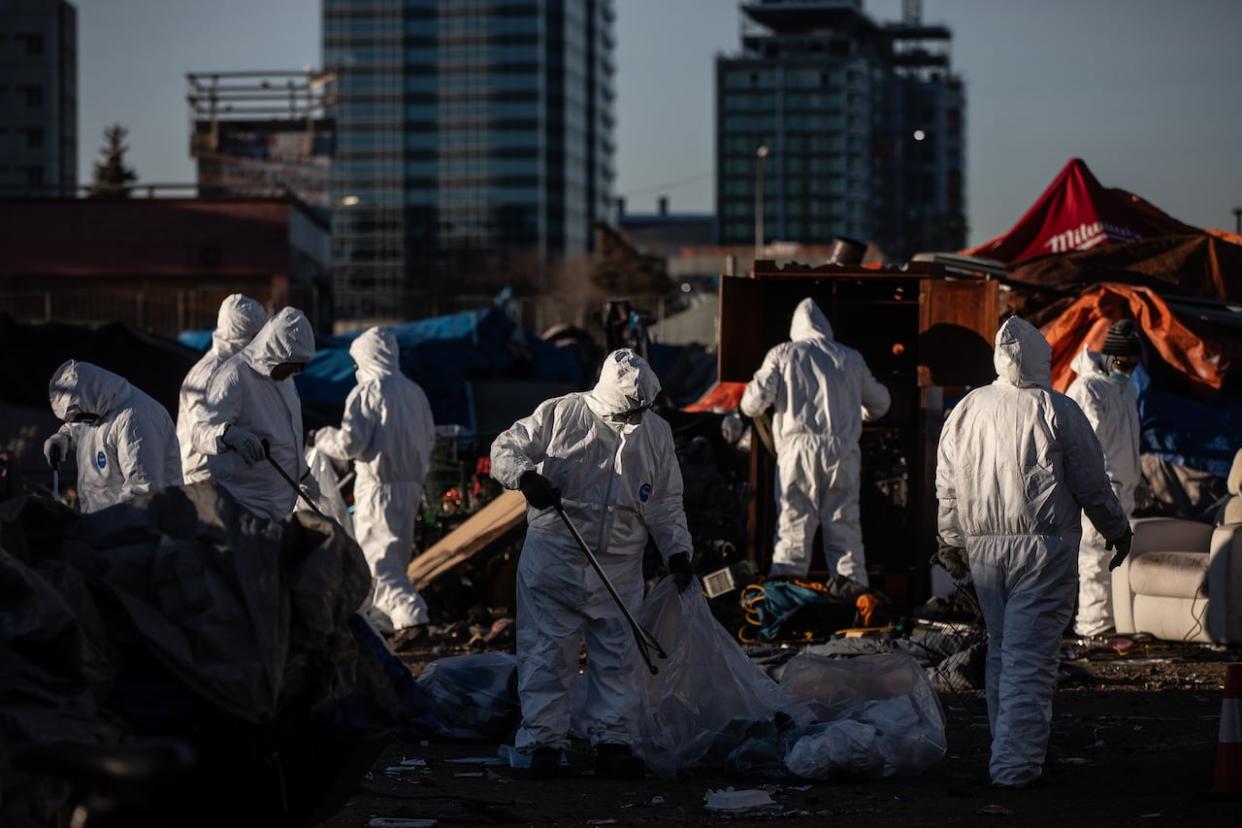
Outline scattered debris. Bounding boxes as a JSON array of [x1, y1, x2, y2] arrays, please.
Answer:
[[445, 757, 507, 766], [703, 788, 780, 815], [367, 818, 438, 827], [976, 804, 1013, 815], [453, 772, 484, 779]]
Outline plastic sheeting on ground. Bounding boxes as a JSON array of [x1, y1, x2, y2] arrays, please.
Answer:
[[415, 577, 946, 779], [414, 652, 521, 743]]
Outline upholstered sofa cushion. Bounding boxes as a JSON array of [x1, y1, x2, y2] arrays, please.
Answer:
[[1128, 550, 1208, 599]]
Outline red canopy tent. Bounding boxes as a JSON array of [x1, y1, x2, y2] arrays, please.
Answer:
[[964, 158, 1198, 264]]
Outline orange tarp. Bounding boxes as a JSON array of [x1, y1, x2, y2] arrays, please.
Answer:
[[1041, 283, 1228, 394], [684, 381, 747, 413]]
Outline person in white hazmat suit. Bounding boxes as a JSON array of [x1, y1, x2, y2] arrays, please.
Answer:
[[43, 360, 182, 513], [1067, 319, 1142, 637], [191, 307, 315, 522], [176, 294, 268, 484], [490, 349, 694, 780], [740, 297, 890, 583], [314, 327, 436, 636], [936, 317, 1132, 787]]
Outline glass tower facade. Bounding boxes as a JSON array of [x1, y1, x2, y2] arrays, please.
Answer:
[[716, 0, 965, 259], [324, 0, 614, 322], [0, 0, 76, 195]]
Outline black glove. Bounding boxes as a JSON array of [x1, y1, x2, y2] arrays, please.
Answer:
[[519, 470, 561, 510], [1106, 529, 1133, 571], [668, 552, 693, 594], [936, 541, 970, 580]]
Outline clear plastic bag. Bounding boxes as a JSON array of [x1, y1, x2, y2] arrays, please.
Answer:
[[633, 577, 788, 776], [778, 654, 947, 779]]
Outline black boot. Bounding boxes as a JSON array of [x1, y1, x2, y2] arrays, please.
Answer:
[[594, 743, 644, 780], [530, 746, 560, 779]]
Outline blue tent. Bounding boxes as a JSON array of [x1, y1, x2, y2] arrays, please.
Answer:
[[1132, 364, 1241, 479], [180, 306, 584, 432]]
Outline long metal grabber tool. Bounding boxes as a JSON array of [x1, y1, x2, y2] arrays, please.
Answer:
[[261, 438, 327, 519], [49, 443, 61, 500], [554, 504, 668, 675]]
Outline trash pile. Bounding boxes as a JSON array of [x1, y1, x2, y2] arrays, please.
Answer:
[[412, 577, 948, 781], [0, 485, 404, 827]]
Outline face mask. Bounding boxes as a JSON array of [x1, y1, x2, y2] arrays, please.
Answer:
[[67, 409, 101, 426], [609, 407, 648, 427], [1106, 371, 1131, 388], [270, 362, 306, 381]]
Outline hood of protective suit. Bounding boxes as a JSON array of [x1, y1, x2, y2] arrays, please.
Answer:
[[49, 359, 131, 422], [350, 327, 401, 383], [993, 317, 1052, 390], [589, 348, 662, 415], [790, 298, 834, 342], [241, 307, 315, 377], [1071, 346, 1110, 381], [212, 294, 267, 356]]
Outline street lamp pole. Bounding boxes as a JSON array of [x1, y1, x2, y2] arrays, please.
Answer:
[[1233, 207, 1242, 235], [755, 144, 769, 260]]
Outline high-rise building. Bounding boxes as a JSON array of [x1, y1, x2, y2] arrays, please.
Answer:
[[324, 0, 615, 323], [716, 0, 965, 259], [187, 70, 336, 211], [0, 0, 76, 195]]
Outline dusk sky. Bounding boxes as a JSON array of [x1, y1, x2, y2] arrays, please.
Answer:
[[77, 0, 1242, 245]]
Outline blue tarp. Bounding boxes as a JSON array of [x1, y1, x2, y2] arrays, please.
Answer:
[[180, 306, 584, 432], [1133, 364, 1242, 479]]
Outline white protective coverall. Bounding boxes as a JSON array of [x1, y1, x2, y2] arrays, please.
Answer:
[[191, 307, 315, 522], [176, 294, 268, 483], [740, 298, 890, 583], [1067, 347, 1140, 637], [936, 317, 1129, 787], [314, 327, 436, 631], [490, 349, 693, 752], [48, 360, 182, 514]]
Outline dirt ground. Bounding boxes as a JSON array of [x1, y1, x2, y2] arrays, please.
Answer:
[[323, 654, 1242, 828]]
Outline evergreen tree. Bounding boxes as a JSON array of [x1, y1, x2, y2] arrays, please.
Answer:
[[89, 124, 137, 198]]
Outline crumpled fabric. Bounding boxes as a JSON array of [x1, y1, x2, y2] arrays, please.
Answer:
[[1067, 346, 1140, 636], [177, 294, 267, 483], [49, 360, 182, 514], [415, 652, 522, 742], [490, 348, 692, 751], [936, 316, 1129, 786], [191, 307, 315, 521], [740, 298, 890, 582], [314, 328, 435, 631], [61, 482, 370, 722]]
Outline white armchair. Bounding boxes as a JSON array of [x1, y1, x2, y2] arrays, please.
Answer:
[[1111, 450, 1242, 644]]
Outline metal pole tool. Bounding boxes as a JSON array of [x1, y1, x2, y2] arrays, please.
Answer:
[[554, 504, 667, 675]]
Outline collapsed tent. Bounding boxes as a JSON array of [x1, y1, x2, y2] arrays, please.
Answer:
[[1012, 233, 1242, 303], [0, 486, 402, 826], [964, 158, 1198, 264]]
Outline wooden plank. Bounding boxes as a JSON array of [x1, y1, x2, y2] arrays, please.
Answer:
[[407, 489, 528, 590]]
